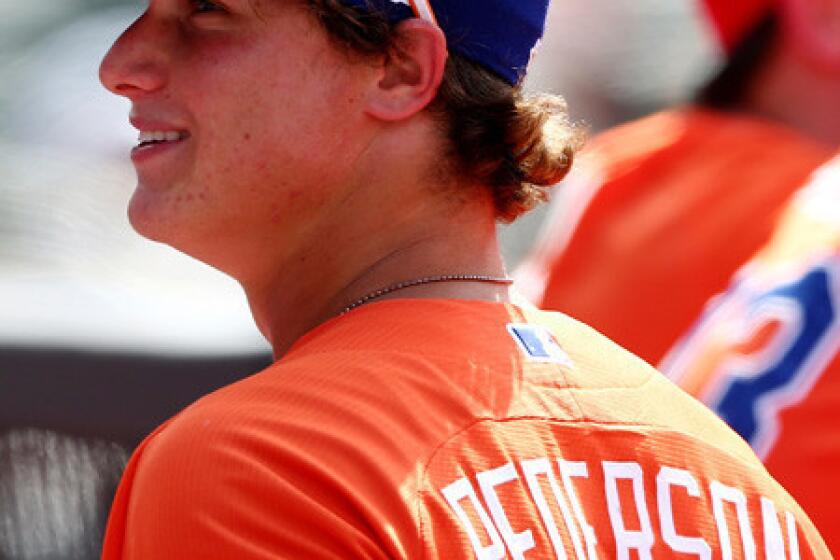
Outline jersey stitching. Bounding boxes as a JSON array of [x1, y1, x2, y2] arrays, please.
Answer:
[[280, 348, 651, 390]]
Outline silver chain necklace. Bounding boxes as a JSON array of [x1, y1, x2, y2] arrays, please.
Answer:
[[341, 274, 514, 315]]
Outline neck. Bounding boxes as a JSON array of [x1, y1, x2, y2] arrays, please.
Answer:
[[242, 189, 508, 358]]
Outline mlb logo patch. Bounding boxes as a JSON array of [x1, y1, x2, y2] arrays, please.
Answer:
[[507, 324, 574, 367]]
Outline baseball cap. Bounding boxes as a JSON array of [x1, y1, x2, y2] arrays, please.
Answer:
[[341, 0, 551, 85], [701, 0, 776, 53]]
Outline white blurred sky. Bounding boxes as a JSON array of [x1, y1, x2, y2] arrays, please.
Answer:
[[0, 2, 268, 354]]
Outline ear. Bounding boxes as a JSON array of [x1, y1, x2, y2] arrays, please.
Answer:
[[781, 0, 840, 71], [364, 19, 448, 122]]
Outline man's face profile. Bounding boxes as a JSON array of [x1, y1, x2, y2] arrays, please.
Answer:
[[99, 0, 377, 276]]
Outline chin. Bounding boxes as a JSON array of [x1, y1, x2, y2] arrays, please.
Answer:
[[127, 188, 172, 244], [126, 187, 249, 280]]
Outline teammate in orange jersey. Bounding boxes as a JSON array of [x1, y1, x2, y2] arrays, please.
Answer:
[[516, 0, 840, 553], [661, 154, 840, 552], [98, 0, 829, 557], [517, 0, 838, 364]]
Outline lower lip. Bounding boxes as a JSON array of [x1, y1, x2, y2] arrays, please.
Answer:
[[130, 138, 188, 164]]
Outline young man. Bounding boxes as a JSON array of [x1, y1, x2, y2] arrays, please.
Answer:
[[99, 0, 830, 557]]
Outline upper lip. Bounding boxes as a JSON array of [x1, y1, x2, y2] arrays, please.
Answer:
[[129, 115, 189, 134]]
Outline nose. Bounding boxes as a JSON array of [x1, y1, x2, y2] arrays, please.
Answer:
[[100, 12, 169, 99]]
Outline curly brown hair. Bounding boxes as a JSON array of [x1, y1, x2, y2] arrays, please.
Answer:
[[306, 0, 583, 222]]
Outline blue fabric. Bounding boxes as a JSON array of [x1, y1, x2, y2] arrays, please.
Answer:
[[340, 0, 550, 84]]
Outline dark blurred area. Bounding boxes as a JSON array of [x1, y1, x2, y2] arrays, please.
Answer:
[[0, 350, 270, 559], [0, 0, 718, 557]]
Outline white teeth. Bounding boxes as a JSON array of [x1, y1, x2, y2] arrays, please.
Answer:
[[137, 130, 185, 144]]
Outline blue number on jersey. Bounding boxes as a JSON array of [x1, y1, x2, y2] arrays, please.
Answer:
[[715, 268, 836, 449]]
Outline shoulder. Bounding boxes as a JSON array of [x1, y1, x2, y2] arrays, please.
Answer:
[[582, 108, 701, 175], [157, 349, 456, 460], [585, 109, 826, 182], [569, 108, 739, 186], [137, 328, 500, 490], [532, 308, 765, 464], [119, 354, 444, 557]]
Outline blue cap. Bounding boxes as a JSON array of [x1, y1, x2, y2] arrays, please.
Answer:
[[340, 0, 551, 85]]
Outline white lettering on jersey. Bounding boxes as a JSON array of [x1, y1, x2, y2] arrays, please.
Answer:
[[521, 458, 588, 559], [558, 460, 600, 559], [477, 463, 536, 559], [786, 511, 800, 560], [760, 497, 801, 560], [656, 466, 712, 559], [763, 497, 786, 559], [603, 462, 655, 560], [441, 460, 804, 558], [711, 480, 757, 560], [441, 476, 505, 560]]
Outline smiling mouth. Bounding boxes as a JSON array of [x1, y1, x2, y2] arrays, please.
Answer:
[[135, 130, 189, 149]]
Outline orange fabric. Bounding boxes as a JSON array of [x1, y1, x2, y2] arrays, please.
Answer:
[[519, 108, 833, 366], [101, 299, 830, 558], [662, 154, 840, 554]]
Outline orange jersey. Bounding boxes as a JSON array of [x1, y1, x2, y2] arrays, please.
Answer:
[[662, 155, 840, 553], [517, 108, 834, 365], [101, 299, 829, 558]]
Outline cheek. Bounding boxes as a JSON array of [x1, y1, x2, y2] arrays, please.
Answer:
[[165, 41, 367, 230], [193, 87, 363, 204], [183, 126, 338, 236], [184, 32, 365, 172]]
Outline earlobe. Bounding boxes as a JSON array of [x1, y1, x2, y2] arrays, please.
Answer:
[[364, 20, 448, 122]]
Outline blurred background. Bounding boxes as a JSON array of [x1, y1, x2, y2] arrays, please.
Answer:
[[0, 0, 720, 558]]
